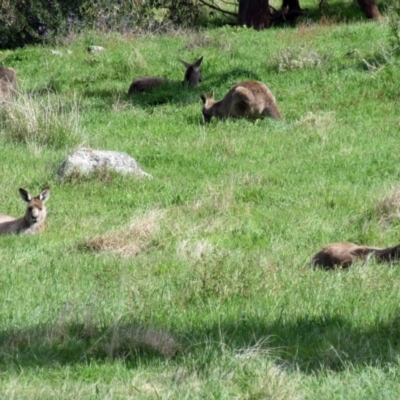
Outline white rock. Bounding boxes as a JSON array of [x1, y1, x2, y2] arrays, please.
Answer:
[[57, 148, 152, 178], [87, 46, 105, 52]]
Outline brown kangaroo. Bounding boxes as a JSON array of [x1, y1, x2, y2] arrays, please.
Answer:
[[200, 81, 282, 122], [127, 56, 203, 95], [0, 65, 18, 98], [0, 187, 50, 235], [310, 242, 400, 270]]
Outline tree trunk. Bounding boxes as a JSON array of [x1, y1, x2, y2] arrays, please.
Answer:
[[238, 0, 270, 30], [357, 0, 381, 20]]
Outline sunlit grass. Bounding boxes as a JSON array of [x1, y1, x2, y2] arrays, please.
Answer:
[[1, 11, 400, 399]]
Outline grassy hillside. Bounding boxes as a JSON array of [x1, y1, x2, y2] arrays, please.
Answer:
[[1, 8, 400, 399]]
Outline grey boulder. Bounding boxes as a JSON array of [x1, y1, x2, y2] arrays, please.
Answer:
[[58, 148, 152, 178]]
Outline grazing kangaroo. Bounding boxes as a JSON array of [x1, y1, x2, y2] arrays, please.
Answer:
[[200, 81, 282, 122], [0, 187, 50, 235], [0, 65, 18, 97], [127, 56, 204, 95], [310, 242, 400, 270]]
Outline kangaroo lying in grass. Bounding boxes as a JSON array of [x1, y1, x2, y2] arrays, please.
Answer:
[[200, 81, 282, 122], [310, 242, 400, 270], [0, 187, 50, 235], [127, 56, 204, 94], [0, 65, 18, 98]]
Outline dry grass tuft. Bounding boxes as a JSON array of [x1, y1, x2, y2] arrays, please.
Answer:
[[183, 31, 213, 49], [0, 91, 82, 149], [296, 111, 336, 129], [377, 186, 400, 226], [177, 238, 216, 261], [84, 210, 163, 257], [105, 325, 181, 358], [273, 46, 328, 72]]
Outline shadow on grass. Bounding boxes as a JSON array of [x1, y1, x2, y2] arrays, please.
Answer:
[[0, 320, 181, 369], [186, 312, 400, 373], [206, 69, 261, 89], [2, 312, 400, 373], [78, 69, 262, 110], [81, 84, 200, 109], [126, 86, 201, 108], [82, 88, 129, 109], [16, 67, 263, 112], [296, 0, 374, 24]]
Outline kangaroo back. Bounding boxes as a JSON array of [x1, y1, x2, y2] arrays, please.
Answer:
[[128, 56, 203, 95], [0, 65, 18, 98], [200, 81, 282, 122], [128, 77, 166, 94], [310, 242, 400, 270]]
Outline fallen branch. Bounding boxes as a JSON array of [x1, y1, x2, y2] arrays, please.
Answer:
[[198, 0, 238, 17]]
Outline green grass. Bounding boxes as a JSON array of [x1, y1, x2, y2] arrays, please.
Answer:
[[1, 6, 400, 399]]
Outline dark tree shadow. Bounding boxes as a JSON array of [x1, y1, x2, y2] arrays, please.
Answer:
[[79, 69, 261, 111], [2, 311, 399, 373], [0, 320, 181, 370], [286, 0, 378, 25], [214, 69, 261, 86], [181, 312, 400, 373], [126, 85, 202, 108], [81, 88, 125, 109]]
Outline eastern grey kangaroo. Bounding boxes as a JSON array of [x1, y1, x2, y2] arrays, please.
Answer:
[[200, 81, 282, 122], [310, 242, 400, 270], [0, 187, 50, 235], [0, 65, 18, 98], [128, 56, 204, 94]]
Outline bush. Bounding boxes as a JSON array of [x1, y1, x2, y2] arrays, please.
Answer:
[[0, 0, 215, 49], [388, 1, 400, 55], [149, 0, 202, 25], [0, 0, 76, 49], [0, 0, 149, 49]]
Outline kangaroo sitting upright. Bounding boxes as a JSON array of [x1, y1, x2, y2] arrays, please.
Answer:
[[128, 56, 203, 95], [310, 242, 400, 270], [200, 81, 282, 122], [0, 65, 18, 98]]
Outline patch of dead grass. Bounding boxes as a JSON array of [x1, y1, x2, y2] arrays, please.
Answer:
[[296, 111, 336, 129], [377, 186, 400, 226], [105, 325, 181, 358], [273, 46, 328, 73], [183, 31, 213, 50], [84, 210, 163, 257], [177, 239, 216, 261]]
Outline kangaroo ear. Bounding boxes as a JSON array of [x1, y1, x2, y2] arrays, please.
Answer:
[[39, 186, 50, 203], [19, 188, 32, 203], [209, 90, 214, 99], [193, 56, 203, 68], [200, 92, 207, 104], [180, 59, 191, 69]]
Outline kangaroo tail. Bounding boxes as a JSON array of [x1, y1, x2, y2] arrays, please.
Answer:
[[375, 244, 400, 262]]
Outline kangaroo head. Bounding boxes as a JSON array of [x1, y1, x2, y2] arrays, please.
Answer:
[[200, 91, 215, 123], [180, 56, 203, 87], [20, 187, 50, 226]]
